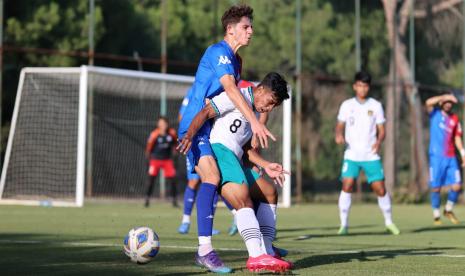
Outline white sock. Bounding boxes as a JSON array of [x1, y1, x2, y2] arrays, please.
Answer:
[[182, 214, 190, 224], [256, 203, 277, 255], [377, 193, 393, 226], [236, 207, 265, 258], [433, 208, 441, 218], [445, 200, 454, 212], [198, 236, 213, 256], [338, 191, 352, 228]]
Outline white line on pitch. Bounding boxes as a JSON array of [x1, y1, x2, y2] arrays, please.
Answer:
[[0, 239, 464, 258]]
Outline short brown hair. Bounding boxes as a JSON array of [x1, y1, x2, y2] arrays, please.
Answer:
[[221, 4, 253, 34]]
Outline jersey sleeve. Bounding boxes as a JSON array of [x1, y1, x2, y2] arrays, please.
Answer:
[[207, 46, 235, 80], [375, 103, 386, 124], [210, 92, 236, 116], [337, 102, 348, 122]]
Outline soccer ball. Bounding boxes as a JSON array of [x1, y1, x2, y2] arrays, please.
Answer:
[[123, 226, 160, 264]]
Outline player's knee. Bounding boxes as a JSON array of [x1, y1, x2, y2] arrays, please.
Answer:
[[201, 173, 220, 185], [342, 185, 353, 193], [375, 187, 386, 197], [452, 184, 462, 192], [234, 198, 254, 210], [187, 179, 199, 189], [265, 188, 278, 204], [431, 188, 441, 193]]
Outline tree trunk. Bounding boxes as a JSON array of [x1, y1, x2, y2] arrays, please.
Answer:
[[382, 0, 429, 194]]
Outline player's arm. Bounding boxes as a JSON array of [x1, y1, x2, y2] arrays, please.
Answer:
[[372, 123, 385, 154], [176, 104, 218, 155], [145, 131, 158, 159], [454, 120, 465, 167], [250, 112, 269, 149], [220, 75, 275, 148], [244, 142, 289, 187], [454, 136, 465, 167], [425, 94, 458, 113], [335, 121, 345, 145]]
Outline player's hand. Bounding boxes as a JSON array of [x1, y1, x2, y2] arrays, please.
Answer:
[[335, 133, 345, 145], [251, 135, 259, 149], [372, 141, 381, 154], [176, 136, 192, 155], [461, 161, 465, 168], [251, 121, 276, 149], [264, 163, 290, 187]]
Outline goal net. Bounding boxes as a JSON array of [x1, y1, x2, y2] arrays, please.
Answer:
[[0, 66, 292, 207]]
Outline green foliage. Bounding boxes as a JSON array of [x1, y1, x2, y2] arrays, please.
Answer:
[[6, 0, 104, 66]]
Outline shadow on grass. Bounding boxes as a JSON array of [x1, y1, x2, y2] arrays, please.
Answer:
[[277, 229, 388, 240], [294, 247, 456, 270], [0, 233, 244, 275], [277, 224, 377, 233], [411, 224, 465, 233]]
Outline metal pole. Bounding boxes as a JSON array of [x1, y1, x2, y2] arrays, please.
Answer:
[[86, 0, 95, 197], [409, 0, 417, 188], [355, 0, 361, 71], [295, 0, 302, 203], [462, 0, 465, 194], [160, 0, 168, 198], [88, 0, 95, 65]]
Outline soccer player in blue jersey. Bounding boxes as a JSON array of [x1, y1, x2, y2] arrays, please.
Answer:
[[179, 72, 292, 273], [177, 92, 222, 236], [426, 93, 465, 225], [177, 5, 274, 273]]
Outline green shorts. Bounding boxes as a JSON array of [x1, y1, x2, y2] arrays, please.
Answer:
[[211, 143, 260, 187], [340, 159, 385, 184]]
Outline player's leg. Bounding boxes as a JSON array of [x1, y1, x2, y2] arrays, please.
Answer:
[[364, 160, 399, 235], [194, 155, 220, 254], [429, 157, 444, 225], [210, 191, 221, 235], [213, 143, 290, 272], [249, 174, 278, 256], [248, 173, 289, 260], [221, 195, 238, 236], [221, 183, 290, 272], [443, 158, 461, 224], [162, 159, 178, 207], [190, 137, 230, 273], [338, 160, 359, 234], [145, 159, 160, 207], [178, 177, 199, 234]]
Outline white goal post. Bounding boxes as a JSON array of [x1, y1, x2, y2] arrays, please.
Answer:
[[0, 66, 292, 207]]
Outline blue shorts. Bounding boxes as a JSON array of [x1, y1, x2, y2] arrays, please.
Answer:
[[429, 156, 461, 189], [185, 157, 200, 181], [184, 124, 215, 173]]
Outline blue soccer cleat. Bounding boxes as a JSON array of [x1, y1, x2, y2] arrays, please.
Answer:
[[272, 245, 288, 258], [195, 250, 232, 274], [178, 222, 190, 234]]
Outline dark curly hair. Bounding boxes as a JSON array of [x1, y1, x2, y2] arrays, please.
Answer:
[[258, 72, 289, 106], [221, 4, 254, 34]]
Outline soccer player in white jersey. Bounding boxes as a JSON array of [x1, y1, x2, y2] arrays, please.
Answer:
[[335, 71, 400, 235], [178, 72, 292, 273]]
